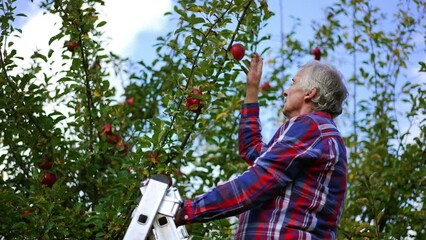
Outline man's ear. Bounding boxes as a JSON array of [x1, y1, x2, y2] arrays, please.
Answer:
[[304, 88, 317, 100]]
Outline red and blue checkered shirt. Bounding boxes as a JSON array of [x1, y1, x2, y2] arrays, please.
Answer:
[[179, 103, 347, 239]]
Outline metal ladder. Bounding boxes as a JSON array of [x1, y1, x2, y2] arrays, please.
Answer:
[[123, 174, 190, 240]]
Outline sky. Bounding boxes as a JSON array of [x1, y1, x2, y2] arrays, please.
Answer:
[[13, 0, 172, 54], [8, 0, 425, 141]]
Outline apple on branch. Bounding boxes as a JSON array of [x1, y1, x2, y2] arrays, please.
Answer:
[[230, 43, 245, 61], [101, 123, 113, 136], [64, 41, 78, 52], [260, 82, 272, 92], [100, 123, 122, 145], [20, 209, 33, 222], [36, 156, 52, 170], [186, 87, 203, 113], [126, 96, 134, 107], [41, 172, 57, 187], [106, 134, 121, 145], [20, 209, 32, 216], [312, 47, 321, 61], [120, 96, 134, 107]]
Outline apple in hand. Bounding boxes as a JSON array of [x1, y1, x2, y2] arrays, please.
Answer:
[[230, 43, 245, 61], [64, 41, 78, 52], [312, 47, 321, 61], [41, 172, 57, 187], [186, 88, 203, 113]]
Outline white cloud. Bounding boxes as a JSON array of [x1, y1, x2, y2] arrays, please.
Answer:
[[9, 0, 172, 86], [99, 0, 172, 54], [10, 10, 61, 70], [13, 0, 172, 61], [6, 0, 172, 127]]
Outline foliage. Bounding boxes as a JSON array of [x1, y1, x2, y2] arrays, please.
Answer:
[[0, 0, 424, 239], [308, 1, 426, 239]]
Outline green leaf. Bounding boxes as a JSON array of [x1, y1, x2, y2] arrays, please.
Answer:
[[419, 61, 426, 72], [188, 6, 204, 13], [48, 33, 64, 45], [96, 21, 107, 28], [31, 52, 47, 62]]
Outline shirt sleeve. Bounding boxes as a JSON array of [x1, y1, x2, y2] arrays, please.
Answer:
[[178, 114, 323, 224], [238, 103, 266, 166]]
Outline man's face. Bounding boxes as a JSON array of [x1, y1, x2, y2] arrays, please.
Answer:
[[282, 68, 308, 118]]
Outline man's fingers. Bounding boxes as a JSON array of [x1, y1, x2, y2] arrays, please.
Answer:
[[239, 52, 262, 76], [257, 56, 263, 73], [250, 53, 262, 74]]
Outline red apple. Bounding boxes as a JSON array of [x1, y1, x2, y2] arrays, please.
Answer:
[[41, 172, 57, 187], [36, 156, 52, 170], [186, 98, 201, 112], [126, 97, 134, 107], [20, 209, 32, 222], [106, 134, 121, 145], [260, 82, 271, 91], [230, 43, 245, 61], [186, 88, 203, 113], [64, 41, 78, 52], [312, 47, 321, 61], [20, 210, 32, 215], [101, 123, 113, 136]]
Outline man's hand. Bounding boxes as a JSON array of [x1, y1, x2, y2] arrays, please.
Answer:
[[174, 202, 185, 227], [245, 53, 263, 104]]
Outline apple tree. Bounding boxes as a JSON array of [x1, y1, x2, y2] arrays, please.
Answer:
[[1, 0, 425, 239], [0, 0, 272, 238]]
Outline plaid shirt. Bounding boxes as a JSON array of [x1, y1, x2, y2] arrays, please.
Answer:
[[179, 103, 347, 239]]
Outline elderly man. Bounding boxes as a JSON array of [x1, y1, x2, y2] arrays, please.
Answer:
[[176, 53, 349, 240]]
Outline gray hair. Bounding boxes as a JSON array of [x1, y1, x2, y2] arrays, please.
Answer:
[[299, 61, 348, 118]]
